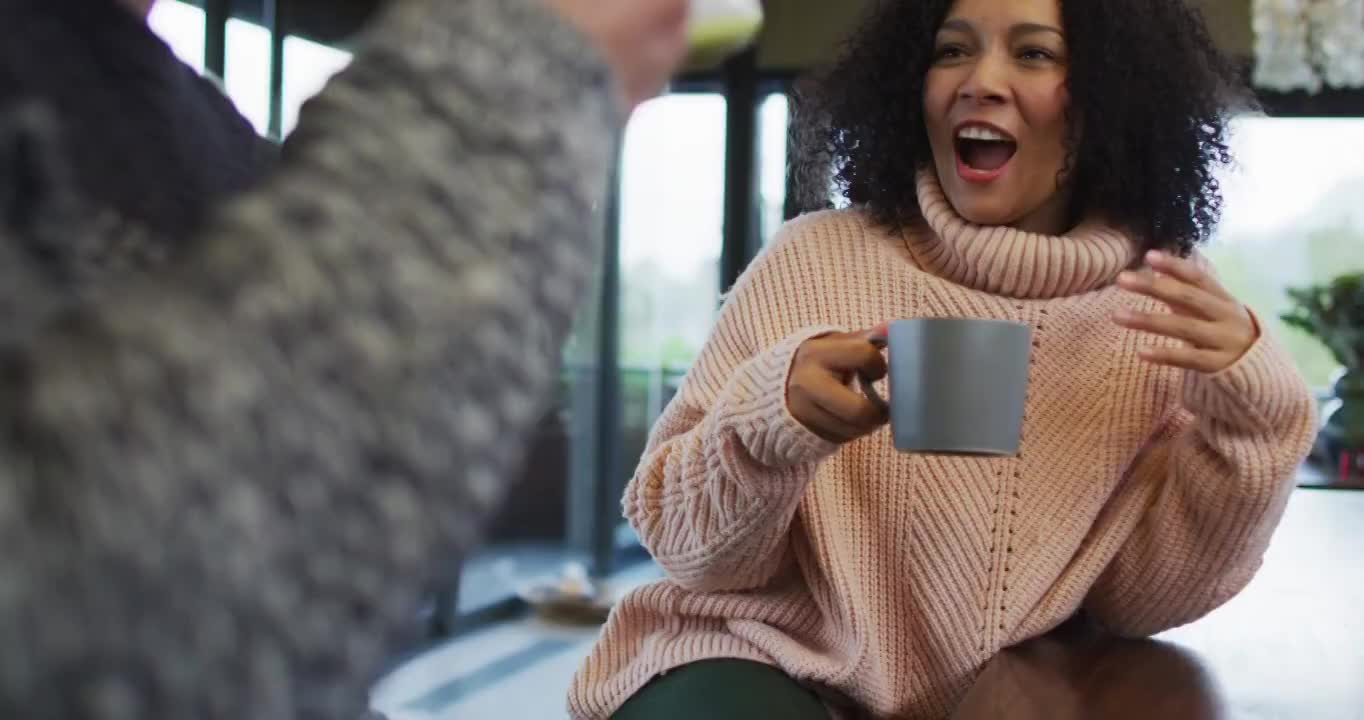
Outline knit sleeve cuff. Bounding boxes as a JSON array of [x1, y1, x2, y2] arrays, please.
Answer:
[[1182, 311, 1317, 435], [718, 326, 844, 470]]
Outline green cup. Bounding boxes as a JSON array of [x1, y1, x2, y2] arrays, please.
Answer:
[[686, 0, 764, 65]]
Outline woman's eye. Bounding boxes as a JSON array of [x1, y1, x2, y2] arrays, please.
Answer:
[[934, 45, 967, 61], [1019, 47, 1055, 61]]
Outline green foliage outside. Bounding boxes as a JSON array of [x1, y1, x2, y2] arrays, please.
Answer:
[[1207, 217, 1364, 389], [1281, 272, 1364, 372]]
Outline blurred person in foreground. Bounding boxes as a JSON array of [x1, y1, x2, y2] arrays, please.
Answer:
[[0, 0, 685, 717]]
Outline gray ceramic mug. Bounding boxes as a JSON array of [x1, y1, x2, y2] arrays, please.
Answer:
[[861, 318, 1032, 456]]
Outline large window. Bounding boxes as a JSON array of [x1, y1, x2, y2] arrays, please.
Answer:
[[281, 36, 353, 136], [221, 18, 272, 134], [150, 0, 804, 632], [759, 93, 790, 243], [617, 94, 729, 479], [148, 2, 271, 132], [149, 1, 352, 139], [147, 1, 205, 72], [1206, 117, 1364, 389]]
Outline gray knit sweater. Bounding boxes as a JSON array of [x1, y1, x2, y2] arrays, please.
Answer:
[[0, 0, 617, 717]]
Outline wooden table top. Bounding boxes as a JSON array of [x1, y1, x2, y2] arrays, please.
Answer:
[[953, 489, 1364, 720]]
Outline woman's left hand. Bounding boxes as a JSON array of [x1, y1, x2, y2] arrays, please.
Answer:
[[1113, 249, 1259, 374]]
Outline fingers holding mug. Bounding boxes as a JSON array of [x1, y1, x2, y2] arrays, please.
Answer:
[[789, 328, 891, 444]]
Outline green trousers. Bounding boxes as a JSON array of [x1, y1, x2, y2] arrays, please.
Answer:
[[612, 659, 832, 720]]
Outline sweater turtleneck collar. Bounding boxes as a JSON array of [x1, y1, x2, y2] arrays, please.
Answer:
[[903, 169, 1137, 299]]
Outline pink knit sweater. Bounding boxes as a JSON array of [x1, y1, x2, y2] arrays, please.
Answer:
[[567, 172, 1318, 719]]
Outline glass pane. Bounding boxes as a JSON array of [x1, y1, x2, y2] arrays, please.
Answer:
[[223, 18, 272, 136], [759, 93, 790, 243], [149, 2, 270, 136], [147, 0, 205, 73], [151, 3, 352, 140], [1207, 116, 1364, 389], [281, 36, 353, 137], [618, 94, 728, 486]]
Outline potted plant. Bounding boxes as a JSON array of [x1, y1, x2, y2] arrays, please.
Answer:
[[1281, 272, 1364, 475]]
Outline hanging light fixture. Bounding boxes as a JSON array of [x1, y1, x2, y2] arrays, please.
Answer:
[[1253, 0, 1364, 92]]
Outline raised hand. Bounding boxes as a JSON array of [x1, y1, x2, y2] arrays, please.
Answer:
[[543, 0, 688, 111], [1113, 250, 1258, 374]]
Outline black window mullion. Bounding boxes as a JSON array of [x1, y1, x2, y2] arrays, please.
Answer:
[[204, 0, 229, 77], [719, 49, 762, 295], [565, 141, 626, 581], [264, 0, 285, 139]]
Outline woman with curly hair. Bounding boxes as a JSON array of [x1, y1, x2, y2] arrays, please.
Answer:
[[568, 0, 1318, 718]]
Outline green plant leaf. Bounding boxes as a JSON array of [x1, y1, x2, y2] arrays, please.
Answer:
[[1283, 271, 1364, 371]]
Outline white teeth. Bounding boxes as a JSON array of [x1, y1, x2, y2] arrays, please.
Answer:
[[956, 126, 1012, 142]]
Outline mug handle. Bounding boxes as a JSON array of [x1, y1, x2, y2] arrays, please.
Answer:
[[858, 371, 888, 412], [858, 332, 890, 412]]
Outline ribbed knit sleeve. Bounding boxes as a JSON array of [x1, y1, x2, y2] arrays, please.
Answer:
[[622, 233, 842, 594], [1084, 328, 1318, 637]]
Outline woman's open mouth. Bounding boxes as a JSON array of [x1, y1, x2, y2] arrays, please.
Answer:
[[954, 124, 1018, 183]]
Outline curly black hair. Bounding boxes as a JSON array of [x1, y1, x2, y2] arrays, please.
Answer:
[[790, 0, 1250, 256]]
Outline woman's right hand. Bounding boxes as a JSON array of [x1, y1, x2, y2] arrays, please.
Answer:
[[787, 328, 890, 444]]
